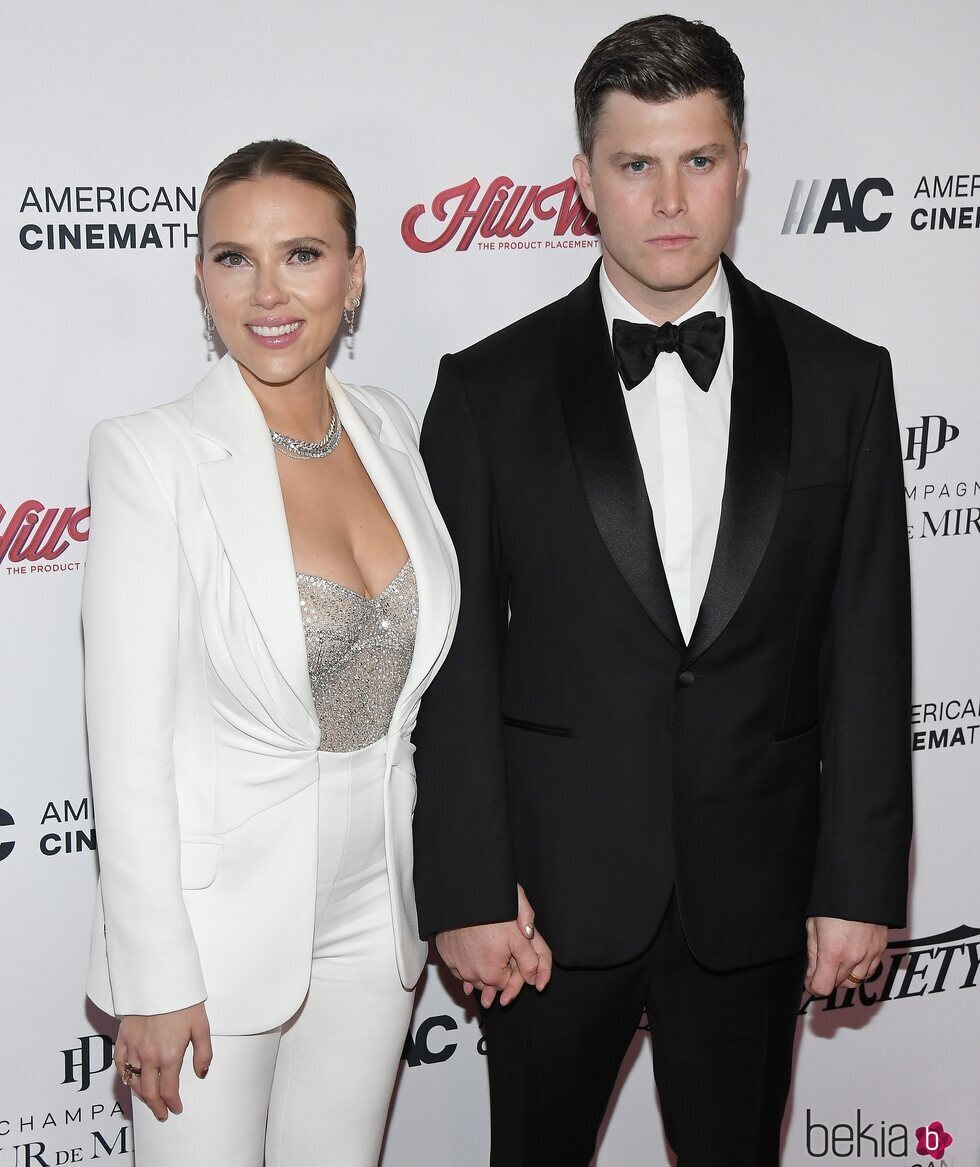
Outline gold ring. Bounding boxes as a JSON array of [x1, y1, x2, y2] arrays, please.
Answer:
[[122, 1062, 142, 1085], [846, 972, 864, 985]]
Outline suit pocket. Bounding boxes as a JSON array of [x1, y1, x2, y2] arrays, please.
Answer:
[[784, 457, 846, 492], [502, 715, 572, 738], [180, 835, 223, 890], [772, 722, 819, 746]]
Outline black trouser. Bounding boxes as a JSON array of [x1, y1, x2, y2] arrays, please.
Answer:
[[482, 897, 805, 1166]]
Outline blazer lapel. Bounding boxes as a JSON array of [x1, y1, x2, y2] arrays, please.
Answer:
[[328, 373, 457, 726], [192, 355, 316, 720], [558, 261, 685, 651], [685, 256, 792, 662]]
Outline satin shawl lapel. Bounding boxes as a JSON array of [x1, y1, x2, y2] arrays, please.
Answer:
[[685, 256, 791, 663], [558, 262, 684, 651], [192, 355, 315, 718], [328, 373, 457, 727]]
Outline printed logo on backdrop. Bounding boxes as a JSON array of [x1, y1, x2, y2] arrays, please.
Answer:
[[911, 697, 980, 753], [0, 809, 15, 862], [782, 172, 980, 234], [17, 183, 198, 253], [402, 176, 599, 254], [0, 1035, 130, 1164], [904, 416, 958, 471], [782, 178, 893, 234], [400, 1013, 487, 1066], [804, 1111, 954, 1164], [799, 924, 980, 1016], [0, 799, 96, 863], [901, 415, 980, 543], [1, 501, 89, 578]]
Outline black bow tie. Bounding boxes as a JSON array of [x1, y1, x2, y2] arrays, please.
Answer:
[[612, 312, 726, 393]]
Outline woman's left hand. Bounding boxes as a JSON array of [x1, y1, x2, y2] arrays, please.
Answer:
[[114, 1002, 212, 1121]]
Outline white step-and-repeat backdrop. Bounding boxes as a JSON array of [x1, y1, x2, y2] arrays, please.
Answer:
[[2, 2, 977, 1164]]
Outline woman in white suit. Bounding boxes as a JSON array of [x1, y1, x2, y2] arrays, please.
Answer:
[[82, 140, 459, 1166]]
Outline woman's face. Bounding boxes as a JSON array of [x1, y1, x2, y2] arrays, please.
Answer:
[[196, 174, 363, 394]]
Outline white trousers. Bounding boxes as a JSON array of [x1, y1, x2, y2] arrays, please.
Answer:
[[132, 738, 416, 1166]]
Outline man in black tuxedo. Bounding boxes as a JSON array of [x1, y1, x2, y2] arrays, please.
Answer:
[[413, 15, 912, 1166]]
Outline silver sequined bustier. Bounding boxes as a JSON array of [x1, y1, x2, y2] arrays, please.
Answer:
[[297, 561, 418, 752]]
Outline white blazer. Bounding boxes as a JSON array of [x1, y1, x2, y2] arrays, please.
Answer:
[[83, 354, 459, 1034]]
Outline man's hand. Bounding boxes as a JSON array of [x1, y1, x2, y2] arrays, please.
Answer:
[[805, 916, 888, 997], [436, 884, 553, 1008], [114, 1003, 212, 1120]]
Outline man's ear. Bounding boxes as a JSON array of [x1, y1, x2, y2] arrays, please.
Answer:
[[572, 154, 597, 215], [735, 140, 748, 199]]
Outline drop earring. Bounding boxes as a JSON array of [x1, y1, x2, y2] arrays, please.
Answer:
[[204, 303, 215, 348], [343, 295, 360, 353]]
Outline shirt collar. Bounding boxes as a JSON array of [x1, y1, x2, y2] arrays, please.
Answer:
[[598, 258, 731, 338]]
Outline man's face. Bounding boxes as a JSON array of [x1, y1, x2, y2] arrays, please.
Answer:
[[573, 89, 747, 321]]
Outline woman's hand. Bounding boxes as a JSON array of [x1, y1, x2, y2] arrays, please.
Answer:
[[437, 883, 553, 1009], [114, 1003, 212, 1120]]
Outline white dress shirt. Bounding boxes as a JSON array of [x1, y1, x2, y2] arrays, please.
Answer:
[[600, 261, 734, 642]]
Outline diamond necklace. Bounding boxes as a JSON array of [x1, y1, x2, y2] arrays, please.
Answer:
[[269, 398, 342, 460]]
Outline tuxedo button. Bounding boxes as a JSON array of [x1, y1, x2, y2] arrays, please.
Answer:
[[676, 670, 695, 688]]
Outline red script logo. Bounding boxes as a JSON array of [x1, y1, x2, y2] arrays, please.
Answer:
[[402, 176, 599, 252], [0, 501, 90, 564]]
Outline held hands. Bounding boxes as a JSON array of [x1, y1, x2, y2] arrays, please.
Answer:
[[114, 1003, 212, 1121], [436, 884, 553, 1009], [805, 916, 888, 997]]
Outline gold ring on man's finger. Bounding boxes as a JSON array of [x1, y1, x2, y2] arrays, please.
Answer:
[[845, 972, 864, 985]]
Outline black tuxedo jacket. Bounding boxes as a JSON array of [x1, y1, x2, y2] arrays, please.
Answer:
[[413, 256, 912, 972]]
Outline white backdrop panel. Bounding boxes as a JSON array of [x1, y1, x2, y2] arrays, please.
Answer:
[[2, 2, 977, 1164]]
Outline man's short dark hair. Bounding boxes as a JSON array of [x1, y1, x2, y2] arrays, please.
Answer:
[[574, 15, 745, 157]]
